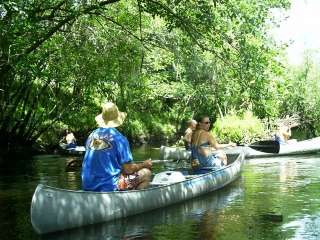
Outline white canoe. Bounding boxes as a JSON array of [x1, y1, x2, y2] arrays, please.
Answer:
[[159, 145, 241, 160], [30, 152, 245, 234], [160, 137, 320, 160], [42, 182, 243, 240], [58, 144, 86, 156], [245, 137, 320, 158], [159, 145, 191, 160]]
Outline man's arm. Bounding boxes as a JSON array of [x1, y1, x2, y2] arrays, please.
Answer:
[[122, 159, 152, 175]]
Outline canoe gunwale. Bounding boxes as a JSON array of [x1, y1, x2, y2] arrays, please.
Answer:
[[35, 159, 238, 195]]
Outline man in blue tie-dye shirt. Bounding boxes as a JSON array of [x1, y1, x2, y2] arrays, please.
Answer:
[[82, 102, 152, 192]]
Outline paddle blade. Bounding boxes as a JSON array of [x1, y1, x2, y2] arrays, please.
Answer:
[[248, 140, 280, 154]]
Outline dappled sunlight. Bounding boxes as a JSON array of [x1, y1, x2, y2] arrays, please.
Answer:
[[282, 213, 320, 240], [279, 160, 297, 184], [44, 181, 243, 240]]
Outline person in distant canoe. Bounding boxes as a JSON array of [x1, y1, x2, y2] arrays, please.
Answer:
[[65, 130, 77, 149], [274, 125, 297, 144], [183, 119, 197, 150], [59, 129, 77, 149], [191, 115, 236, 170], [81, 102, 152, 192]]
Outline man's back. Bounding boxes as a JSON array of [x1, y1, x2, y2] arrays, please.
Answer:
[[81, 127, 132, 192]]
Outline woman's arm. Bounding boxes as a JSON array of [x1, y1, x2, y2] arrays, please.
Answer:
[[208, 133, 235, 149]]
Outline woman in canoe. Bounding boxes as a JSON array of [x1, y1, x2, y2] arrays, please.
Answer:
[[191, 115, 235, 169]]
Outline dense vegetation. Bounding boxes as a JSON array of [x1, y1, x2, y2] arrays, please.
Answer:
[[1, 0, 319, 163]]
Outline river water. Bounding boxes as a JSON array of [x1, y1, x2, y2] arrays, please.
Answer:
[[0, 146, 320, 240]]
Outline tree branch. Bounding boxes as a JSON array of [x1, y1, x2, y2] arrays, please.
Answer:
[[146, 0, 235, 68], [17, 0, 121, 63], [98, 14, 152, 52]]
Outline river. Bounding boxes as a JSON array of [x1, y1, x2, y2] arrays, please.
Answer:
[[0, 146, 320, 240]]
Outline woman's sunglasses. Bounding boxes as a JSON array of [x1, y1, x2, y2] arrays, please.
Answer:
[[202, 121, 211, 124]]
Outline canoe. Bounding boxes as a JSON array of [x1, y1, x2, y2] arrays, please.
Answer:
[[245, 137, 320, 158], [159, 145, 240, 160], [159, 145, 191, 160], [30, 151, 245, 234], [58, 143, 86, 156], [43, 181, 243, 240], [160, 137, 320, 160]]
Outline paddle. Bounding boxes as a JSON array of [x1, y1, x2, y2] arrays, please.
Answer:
[[238, 140, 280, 154], [136, 159, 176, 164]]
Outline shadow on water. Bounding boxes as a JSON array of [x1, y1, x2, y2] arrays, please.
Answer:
[[0, 154, 36, 176], [45, 180, 244, 240]]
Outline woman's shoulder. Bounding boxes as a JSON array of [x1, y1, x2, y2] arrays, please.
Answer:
[[199, 130, 210, 136], [194, 129, 210, 141]]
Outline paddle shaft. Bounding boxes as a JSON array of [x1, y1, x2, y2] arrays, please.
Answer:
[[135, 159, 178, 164]]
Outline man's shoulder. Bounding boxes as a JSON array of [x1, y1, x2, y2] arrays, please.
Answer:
[[92, 127, 119, 135], [89, 128, 128, 142], [86, 128, 128, 150]]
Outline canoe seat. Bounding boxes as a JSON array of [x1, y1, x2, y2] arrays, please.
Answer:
[[151, 171, 186, 185]]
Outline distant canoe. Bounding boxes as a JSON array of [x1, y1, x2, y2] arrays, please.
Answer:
[[58, 143, 86, 156], [160, 137, 320, 160], [30, 152, 245, 234], [245, 137, 320, 158]]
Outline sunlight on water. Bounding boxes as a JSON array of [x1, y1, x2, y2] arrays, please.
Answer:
[[283, 213, 320, 240]]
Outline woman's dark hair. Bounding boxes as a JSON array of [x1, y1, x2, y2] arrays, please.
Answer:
[[194, 115, 208, 124], [194, 114, 217, 130]]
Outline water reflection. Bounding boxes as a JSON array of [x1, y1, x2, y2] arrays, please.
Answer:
[[66, 171, 79, 190], [283, 213, 320, 240], [1, 148, 320, 240], [45, 180, 243, 240], [244, 154, 320, 240], [279, 160, 297, 183]]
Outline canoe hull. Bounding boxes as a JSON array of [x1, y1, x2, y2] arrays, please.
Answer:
[[31, 152, 245, 234], [58, 146, 86, 156]]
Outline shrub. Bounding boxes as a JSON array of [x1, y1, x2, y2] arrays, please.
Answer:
[[212, 111, 267, 143], [123, 114, 176, 145]]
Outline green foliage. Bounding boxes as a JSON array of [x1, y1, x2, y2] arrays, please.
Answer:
[[0, 0, 295, 157], [212, 111, 267, 143], [122, 113, 176, 144], [276, 52, 320, 137]]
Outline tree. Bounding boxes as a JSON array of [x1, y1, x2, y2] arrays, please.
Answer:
[[0, 0, 290, 162]]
